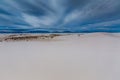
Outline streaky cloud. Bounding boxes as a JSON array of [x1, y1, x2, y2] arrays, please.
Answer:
[[0, 0, 120, 33]]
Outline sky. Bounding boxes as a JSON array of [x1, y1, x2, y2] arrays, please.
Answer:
[[0, 0, 120, 33]]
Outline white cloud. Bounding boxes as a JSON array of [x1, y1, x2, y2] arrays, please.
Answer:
[[22, 14, 56, 28], [64, 0, 120, 25]]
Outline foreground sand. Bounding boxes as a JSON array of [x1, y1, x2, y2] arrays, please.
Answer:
[[0, 33, 120, 80]]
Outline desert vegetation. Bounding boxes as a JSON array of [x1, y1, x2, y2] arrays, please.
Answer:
[[0, 34, 62, 42]]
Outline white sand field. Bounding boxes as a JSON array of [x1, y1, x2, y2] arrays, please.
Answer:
[[0, 33, 120, 80]]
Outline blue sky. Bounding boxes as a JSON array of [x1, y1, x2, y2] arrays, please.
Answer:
[[0, 0, 120, 33]]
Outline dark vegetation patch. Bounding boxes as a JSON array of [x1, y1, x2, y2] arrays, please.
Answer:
[[0, 34, 62, 42]]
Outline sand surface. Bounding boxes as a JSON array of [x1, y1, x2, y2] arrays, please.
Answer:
[[0, 33, 120, 80]]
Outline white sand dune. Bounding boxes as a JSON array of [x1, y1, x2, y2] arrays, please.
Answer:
[[0, 33, 120, 80]]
